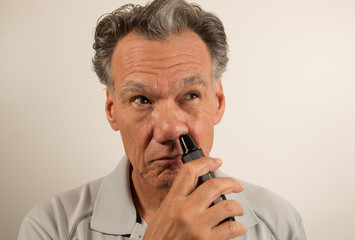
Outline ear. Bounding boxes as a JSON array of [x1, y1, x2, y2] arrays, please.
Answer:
[[105, 89, 120, 131], [213, 80, 226, 125]]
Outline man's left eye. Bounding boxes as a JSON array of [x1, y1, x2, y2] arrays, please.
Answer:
[[184, 92, 200, 100], [131, 95, 152, 104]]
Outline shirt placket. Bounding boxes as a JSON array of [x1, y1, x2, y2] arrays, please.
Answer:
[[129, 222, 147, 240]]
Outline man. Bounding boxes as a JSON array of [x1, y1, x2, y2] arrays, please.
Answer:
[[18, 0, 306, 239]]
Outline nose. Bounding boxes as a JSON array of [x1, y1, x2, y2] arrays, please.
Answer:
[[151, 100, 188, 144]]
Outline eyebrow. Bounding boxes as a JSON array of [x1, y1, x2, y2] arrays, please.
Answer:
[[171, 75, 209, 91], [118, 74, 209, 100], [119, 81, 156, 101]]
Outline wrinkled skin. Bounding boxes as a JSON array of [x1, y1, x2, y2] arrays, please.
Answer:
[[105, 30, 246, 239]]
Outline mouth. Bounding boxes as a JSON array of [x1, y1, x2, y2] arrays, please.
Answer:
[[153, 155, 182, 164]]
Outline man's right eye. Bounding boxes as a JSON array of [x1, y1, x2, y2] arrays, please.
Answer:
[[130, 95, 152, 105]]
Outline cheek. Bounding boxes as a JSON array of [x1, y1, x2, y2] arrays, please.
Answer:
[[191, 121, 214, 155], [186, 105, 215, 155], [117, 107, 152, 139], [117, 112, 153, 164]]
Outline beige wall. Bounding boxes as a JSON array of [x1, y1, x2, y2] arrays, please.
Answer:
[[1, 0, 354, 239]]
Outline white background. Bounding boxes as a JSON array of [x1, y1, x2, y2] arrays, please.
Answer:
[[1, 0, 354, 239]]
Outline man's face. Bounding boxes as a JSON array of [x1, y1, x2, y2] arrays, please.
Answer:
[[106, 30, 225, 190]]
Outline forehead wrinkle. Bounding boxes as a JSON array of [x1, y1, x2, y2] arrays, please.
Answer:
[[133, 54, 202, 71]]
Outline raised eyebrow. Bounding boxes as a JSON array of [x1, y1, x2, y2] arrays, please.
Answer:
[[118, 81, 156, 100], [172, 75, 209, 90]]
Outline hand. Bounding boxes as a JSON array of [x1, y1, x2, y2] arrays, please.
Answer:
[[143, 157, 246, 240]]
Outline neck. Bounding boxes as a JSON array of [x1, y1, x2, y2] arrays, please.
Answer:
[[130, 168, 170, 223]]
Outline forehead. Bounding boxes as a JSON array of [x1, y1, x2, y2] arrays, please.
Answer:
[[111, 30, 213, 90]]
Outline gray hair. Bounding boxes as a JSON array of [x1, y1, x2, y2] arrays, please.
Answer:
[[93, 0, 229, 92]]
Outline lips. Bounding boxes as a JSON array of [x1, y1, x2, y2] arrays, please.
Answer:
[[153, 155, 182, 162], [147, 153, 183, 166]]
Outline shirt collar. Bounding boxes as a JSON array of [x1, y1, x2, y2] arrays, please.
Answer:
[[214, 169, 259, 228], [91, 156, 258, 235], [91, 155, 136, 235]]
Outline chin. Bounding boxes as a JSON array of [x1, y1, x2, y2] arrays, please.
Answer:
[[154, 171, 179, 189]]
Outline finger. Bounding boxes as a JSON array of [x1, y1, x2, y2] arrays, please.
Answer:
[[170, 157, 222, 197], [211, 220, 247, 240], [203, 200, 244, 227], [189, 177, 244, 209]]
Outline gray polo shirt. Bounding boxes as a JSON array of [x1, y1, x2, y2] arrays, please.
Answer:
[[18, 156, 306, 240]]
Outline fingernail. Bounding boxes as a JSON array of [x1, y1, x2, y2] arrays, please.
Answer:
[[242, 223, 247, 230]]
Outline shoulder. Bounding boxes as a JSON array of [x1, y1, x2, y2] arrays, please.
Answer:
[[241, 180, 306, 240], [18, 178, 103, 239]]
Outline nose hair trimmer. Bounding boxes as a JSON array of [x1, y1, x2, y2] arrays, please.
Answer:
[[179, 133, 235, 223]]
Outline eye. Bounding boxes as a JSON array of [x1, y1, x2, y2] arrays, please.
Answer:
[[183, 91, 200, 100], [131, 95, 152, 105]]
